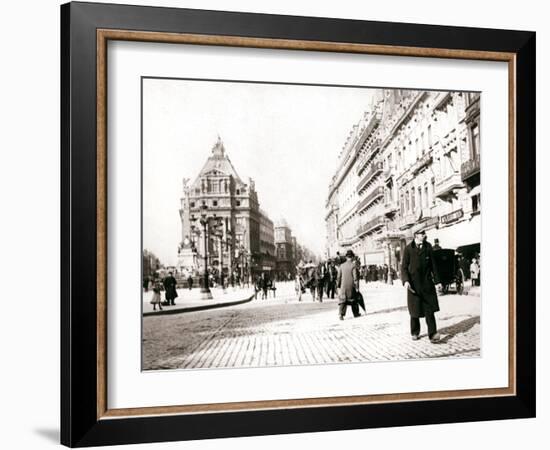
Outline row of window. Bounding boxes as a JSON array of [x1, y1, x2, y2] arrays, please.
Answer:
[[399, 179, 436, 216], [189, 199, 244, 208], [193, 185, 243, 195]]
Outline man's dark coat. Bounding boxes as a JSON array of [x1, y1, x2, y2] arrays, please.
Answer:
[[337, 259, 359, 302], [401, 240, 440, 318], [163, 275, 178, 301]]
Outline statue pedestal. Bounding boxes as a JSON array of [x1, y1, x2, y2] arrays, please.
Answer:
[[177, 248, 197, 274]]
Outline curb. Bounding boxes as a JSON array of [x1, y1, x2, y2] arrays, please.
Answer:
[[143, 293, 256, 317]]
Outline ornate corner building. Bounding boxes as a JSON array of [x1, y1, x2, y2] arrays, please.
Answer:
[[177, 137, 265, 279], [177, 137, 304, 281], [326, 89, 481, 273]]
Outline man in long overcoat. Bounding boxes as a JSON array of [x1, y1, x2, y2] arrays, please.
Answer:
[[316, 262, 327, 303], [325, 261, 337, 299], [401, 230, 441, 342], [336, 250, 361, 320], [163, 271, 178, 306]]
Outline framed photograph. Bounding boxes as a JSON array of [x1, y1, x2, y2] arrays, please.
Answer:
[[61, 1, 535, 447]]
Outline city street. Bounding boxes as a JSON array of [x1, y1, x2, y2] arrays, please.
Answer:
[[142, 281, 481, 370]]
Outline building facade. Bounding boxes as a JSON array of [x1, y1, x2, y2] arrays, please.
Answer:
[[326, 89, 481, 274], [259, 209, 276, 274], [177, 137, 270, 279], [274, 219, 295, 280]]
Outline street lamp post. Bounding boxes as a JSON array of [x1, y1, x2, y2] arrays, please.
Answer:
[[190, 201, 221, 300], [241, 247, 245, 285], [212, 223, 226, 292]]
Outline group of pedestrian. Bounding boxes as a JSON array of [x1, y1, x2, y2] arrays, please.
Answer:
[[295, 259, 339, 303], [361, 264, 397, 284], [313, 229, 443, 343], [255, 272, 276, 300], [149, 271, 178, 311], [146, 228, 447, 343], [362, 264, 396, 285]]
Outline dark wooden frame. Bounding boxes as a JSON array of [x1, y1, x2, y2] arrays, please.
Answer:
[[61, 1, 535, 447]]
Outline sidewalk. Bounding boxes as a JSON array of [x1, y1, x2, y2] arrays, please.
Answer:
[[142, 286, 256, 316], [357, 280, 480, 315]]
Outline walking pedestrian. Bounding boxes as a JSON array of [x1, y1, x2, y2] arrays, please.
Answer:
[[187, 274, 193, 290], [470, 258, 480, 286], [163, 271, 178, 306], [316, 262, 327, 303], [304, 262, 317, 301], [254, 275, 261, 299], [150, 279, 163, 311], [143, 276, 150, 292], [261, 273, 269, 300], [401, 230, 441, 343], [326, 261, 337, 299], [295, 273, 305, 301], [336, 250, 361, 320]]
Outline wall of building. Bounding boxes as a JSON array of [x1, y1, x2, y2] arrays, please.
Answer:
[[326, 88, 482, 271]]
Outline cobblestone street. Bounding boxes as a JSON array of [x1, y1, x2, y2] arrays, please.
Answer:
[[142, 281, 480, 370]]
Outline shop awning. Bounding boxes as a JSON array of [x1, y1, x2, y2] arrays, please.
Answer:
[[425, 215, 481, 251]]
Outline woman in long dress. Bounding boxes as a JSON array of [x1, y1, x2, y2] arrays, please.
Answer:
[[150, 280, 163, 311]]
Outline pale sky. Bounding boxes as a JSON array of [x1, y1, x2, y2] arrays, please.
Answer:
[[143, 78, 376, 265]]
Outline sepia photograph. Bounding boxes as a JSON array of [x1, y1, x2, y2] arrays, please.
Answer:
[[141, 77, 482, 371]]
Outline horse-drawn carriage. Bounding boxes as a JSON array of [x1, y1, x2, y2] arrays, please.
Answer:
[[432, 249, 465, 295], [297, 263, 317, 292]]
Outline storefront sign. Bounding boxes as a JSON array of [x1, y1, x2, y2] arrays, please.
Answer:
[[424, 216, 440, 228], [441, 209, 464, 224]]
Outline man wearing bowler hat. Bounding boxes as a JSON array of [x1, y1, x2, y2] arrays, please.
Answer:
[[336, 249, 361, 320], [401, 230, 441, 343]]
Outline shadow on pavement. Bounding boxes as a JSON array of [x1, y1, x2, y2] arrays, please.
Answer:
[[437, 316, 480, 343]]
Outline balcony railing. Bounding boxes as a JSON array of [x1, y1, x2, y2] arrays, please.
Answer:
[[396, 213, 417, 230], [435, 173, 463, 198], [357, 139, 381, 173], [357, 186, 384, 214], [418, 207, 432, 221], [461, 153, 480, 181], [412, 152, 433, 175], [357, 215, 386, 237], [357, 161, 384, 193], [383, 200, 399, 216], [339, 235, 360, 247]]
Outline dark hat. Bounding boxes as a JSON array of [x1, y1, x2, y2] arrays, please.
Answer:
[[345, 249, 355, 258]]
